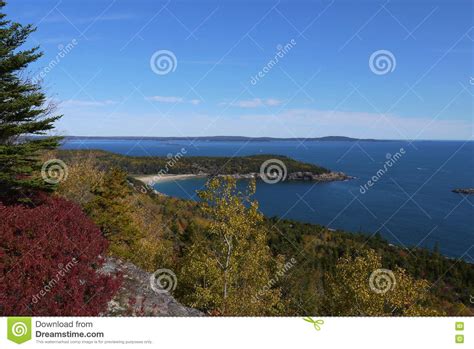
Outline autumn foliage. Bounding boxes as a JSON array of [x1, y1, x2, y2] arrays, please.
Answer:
[[0, 195, 121, 316]]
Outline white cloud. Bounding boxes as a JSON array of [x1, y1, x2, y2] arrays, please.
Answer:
[[146, 96, 184, 103], [62, 99, 118, 107], [189, 99, 201, 105], [222, 98, 284, 108], [57, 107, 472, 140], [146, 96, 201, 105]]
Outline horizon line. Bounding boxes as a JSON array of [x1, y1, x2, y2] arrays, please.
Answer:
[[56, 135, 474, 142]]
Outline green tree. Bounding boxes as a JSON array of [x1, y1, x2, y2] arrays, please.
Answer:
[[85, 168, 142, 259], [179, 177, 282, 315], [0, 1, 61, 198], [323, 249, 441, 316]]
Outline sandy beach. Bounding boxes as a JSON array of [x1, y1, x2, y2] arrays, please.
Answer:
[[134, 173, 207, 185]]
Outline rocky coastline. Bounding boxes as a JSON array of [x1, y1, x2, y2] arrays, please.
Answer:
[[135, 170, 353, 186], [452, 188, 474, 195], [219, 171, 353, 182]]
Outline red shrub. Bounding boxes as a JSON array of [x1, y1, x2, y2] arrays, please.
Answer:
[[0, 196, 121, 316]]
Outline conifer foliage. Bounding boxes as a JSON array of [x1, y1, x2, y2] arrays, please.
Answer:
[[0, 1, 61, 198]]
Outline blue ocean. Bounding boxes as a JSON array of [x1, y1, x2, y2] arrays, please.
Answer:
[[62, 138, 474, 259]]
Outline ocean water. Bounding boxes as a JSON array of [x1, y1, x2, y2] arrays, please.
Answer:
[[62, 138, 474, 259]]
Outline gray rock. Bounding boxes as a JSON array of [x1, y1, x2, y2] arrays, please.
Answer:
[[100, 257, 203, 316]]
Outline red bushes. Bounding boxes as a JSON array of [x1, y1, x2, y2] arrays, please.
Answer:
[[0, 196, 121, 316]]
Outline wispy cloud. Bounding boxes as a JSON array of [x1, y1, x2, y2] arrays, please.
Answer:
[[62, 99, 118, 107], [58, 108, 472, 140], [222, 98, 284, 108], [146, 96, 201, 105]]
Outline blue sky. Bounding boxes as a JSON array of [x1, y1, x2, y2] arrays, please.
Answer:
[[8, 0, 473, 139]]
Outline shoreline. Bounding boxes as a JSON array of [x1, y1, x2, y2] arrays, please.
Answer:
[[134, 171, 352, 185], [134, 174, 207, 185]]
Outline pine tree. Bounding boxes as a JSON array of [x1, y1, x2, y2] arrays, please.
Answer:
[[0, 1, 61, 198], [85, 168, 143, 259]]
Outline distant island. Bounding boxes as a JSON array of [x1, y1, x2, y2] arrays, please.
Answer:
[[60, 135, 388, 142], [58, 150, 352, 183]]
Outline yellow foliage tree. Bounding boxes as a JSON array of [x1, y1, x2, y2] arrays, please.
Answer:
[[56, 155, 105, 205], [179, 176, 282, 315], [324, 250, 441, 316]]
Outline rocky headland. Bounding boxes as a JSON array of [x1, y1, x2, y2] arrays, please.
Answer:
[[452, 188, 474, 195]]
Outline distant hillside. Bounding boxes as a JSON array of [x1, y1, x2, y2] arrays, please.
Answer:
[[61, 135, 387, 142], [57, 149, 332, 176]]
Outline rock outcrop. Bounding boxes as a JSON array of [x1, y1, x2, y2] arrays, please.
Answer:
[[101, 258, 202, 316], [452, 188, 474, 195], [286, 171, 352, 182], [220, 171, 352, 182]]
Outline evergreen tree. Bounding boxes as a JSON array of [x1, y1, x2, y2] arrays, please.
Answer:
[[0, 1, 61, 198], [85, 168, 142, 259]]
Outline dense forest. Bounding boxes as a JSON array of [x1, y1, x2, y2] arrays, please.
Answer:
[[56, 149, 330, 176], [53, 155, 474, 315]]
